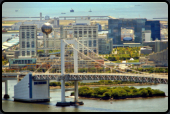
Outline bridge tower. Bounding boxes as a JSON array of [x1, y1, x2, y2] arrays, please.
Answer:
[[3, 80, 9, 99], [56, 26, 79, 106]]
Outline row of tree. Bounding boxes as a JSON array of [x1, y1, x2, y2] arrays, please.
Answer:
[[49, 80, 137, 87], [134, 67, 168, 73], [71, 86, 165, 99]]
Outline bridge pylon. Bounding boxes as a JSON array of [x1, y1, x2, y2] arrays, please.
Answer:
[[56, 26, 81, 106]]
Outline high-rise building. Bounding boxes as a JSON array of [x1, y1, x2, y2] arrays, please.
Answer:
[[54, 17, 59, 28], [108, 18, 161, 45], [108, 18, 147, 45], [19, 24, 37, 57], [72, 19, 98, 55], [145, 21, 160, 41]]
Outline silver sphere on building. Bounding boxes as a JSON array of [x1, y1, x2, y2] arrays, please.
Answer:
[[41, 23, 52, 35]]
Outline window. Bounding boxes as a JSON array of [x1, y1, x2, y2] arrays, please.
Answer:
[[31, 34, 34, 38], [31, 41, 34, 48], [27, 32, 30, 38], [32, 51, 35, 56], [89, 40, 92, 47], [27, 42, 30, 48], [22, 60, 24, 64], [93, 40, 96, 47], [22, 41, 25, 48], [84, 41, 87, 46], [22, 32, 25, 38], [27, 51, 30, 56], [25, 60, 27, 64], [34, 81, 47, 85], [22, 51, 25, 56]]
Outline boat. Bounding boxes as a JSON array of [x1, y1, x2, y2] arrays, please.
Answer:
[[70, 8, 74, 12], [89, 9, 92, 12], [15, 10, 18, 12], [61, 12, 66, 14]]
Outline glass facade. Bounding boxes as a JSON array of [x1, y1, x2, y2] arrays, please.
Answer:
[[108, 19, 160, 44], [145, 21, 160, 41]]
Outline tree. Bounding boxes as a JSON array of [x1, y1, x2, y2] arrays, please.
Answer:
[[116, 56, 120, 61]]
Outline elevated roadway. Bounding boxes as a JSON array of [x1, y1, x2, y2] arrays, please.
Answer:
[[2, 72, 168, 84]]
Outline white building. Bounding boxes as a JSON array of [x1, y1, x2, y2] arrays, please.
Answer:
[[72, 19, 98, 55], [19, 24, 37, 57], [14, 72, 50, 102], [142, 30, 151, 42]]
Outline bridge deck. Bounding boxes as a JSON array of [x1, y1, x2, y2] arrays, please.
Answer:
[[2, 73, 168, 84]]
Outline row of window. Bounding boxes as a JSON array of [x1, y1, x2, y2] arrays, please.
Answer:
[[13, 59, 35, 64], [22, 41, 35, 48], [34, 81, 47, 85], [22, 51, 35, 56]]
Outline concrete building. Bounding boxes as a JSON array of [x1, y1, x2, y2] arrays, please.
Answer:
[[108, 18, 147, 44], [140, 46, 152, 55], [142, 30, 151, 43], [145, 20, 160, 41], [98, 35, 113, 54], [143, 40, 168, 53], [5, 50, 20, 60], [108, 18, 161, 45], [45, 16, 50, 20], [96, 23, 102, 31], [54, 17, 59, 28], [14, 72, 50, 102], [149, 48, 168, 67], [72, 19, 98, 55], [155, 40, 168, 53], [19, 24, 37, 57], [9, 57, 37, 68]]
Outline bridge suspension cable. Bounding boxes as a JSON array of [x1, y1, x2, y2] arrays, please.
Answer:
[[63, 39, 126, 73], [75, 38, 145, 74], [34, 56, 51, 73]]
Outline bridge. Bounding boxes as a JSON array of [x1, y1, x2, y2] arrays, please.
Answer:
[[2, 26, 168, 106], [2, 72, 168, 84]]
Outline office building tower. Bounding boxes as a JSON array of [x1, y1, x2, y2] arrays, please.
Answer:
[[54, 17, 59, 28], [108, 18, 147, 44], [72, 19, 98, 55], [145, 21, 160, 41], [19, 24, 37, 57]]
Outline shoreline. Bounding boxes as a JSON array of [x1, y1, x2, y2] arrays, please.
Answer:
[[50, 83, 157, 89], [78, 95, 168, 101]]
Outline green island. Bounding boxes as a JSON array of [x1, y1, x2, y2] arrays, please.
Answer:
[[49, 80, 154, 87], [71, 86, 166, 100]]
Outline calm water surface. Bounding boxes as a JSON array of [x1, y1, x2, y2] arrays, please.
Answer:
[[2, 80, 168, 112]]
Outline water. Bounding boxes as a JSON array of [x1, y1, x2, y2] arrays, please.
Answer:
[[2, 33, 19, 43], [2, 2, 168, 20], [2, 80, 168, 112]]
